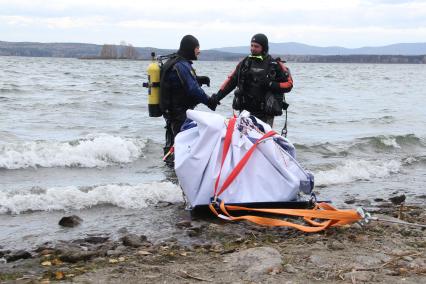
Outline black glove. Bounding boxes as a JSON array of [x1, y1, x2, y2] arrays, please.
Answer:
[[269, 81, 280, 92], [196, 76, 210, 87], [262, 78, 280, 92], [206, 93, 220, 111], [260, 77, 272, 90]]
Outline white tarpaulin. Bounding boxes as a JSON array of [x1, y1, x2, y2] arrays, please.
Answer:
[[174, 110, 314, 208]]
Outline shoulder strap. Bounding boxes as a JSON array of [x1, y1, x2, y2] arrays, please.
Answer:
[[237, 56, 251, 87], [159, 55, 185, 112], [160, 55, 185, 86]]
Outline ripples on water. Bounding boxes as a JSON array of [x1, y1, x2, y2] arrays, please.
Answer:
[[1, 56, 425, 249]]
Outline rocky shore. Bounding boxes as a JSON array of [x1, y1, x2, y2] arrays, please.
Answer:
[[1, 201, 425, 283]]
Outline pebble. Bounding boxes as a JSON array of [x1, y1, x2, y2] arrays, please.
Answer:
[[58, 215, 82, 227], [137, 250, 152, 256], [82, 236, 109, 244], [106, 249, 124, 257], [402, 256, 413, 262], [224, 246, 282, 281], [327, 241, 345, 250], [5, 250, 32, 262], [344, 198, 356, 205], [343, 271, 375, 282], [186, 229, 201, 237], [282, 263, 297, 273], [351, 223, 363, 230], [176, 220, 192, 228], [121, 234, 147, 248], [406, 258, 425, 269]]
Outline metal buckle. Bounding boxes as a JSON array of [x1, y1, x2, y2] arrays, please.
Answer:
[[356, 207, 372, 226]]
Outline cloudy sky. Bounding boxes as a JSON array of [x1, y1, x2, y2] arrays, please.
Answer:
[[1, 0, 425, 49]]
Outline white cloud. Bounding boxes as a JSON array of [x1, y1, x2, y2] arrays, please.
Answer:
[[0, 0, 425, 48], [0, 15, 33, 26], [0, 15, 106, 29]]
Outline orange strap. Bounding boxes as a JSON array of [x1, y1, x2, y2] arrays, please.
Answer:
[[209, 201, 362, 233], [213, 117, 236, 197], [213, 117, 276, 198], [216, 130, 276, 197], [209, 116, 362, 232]]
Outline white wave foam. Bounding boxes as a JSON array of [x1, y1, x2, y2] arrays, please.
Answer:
[[0, 182, 183, 214], [0, 134, 145, 169], [380, 137, 401, 148], [315, 159, 401, 186]]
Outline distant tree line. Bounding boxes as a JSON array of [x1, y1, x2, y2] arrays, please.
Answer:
[[1, 41, 426, 63], [99, 42, 139, 59]]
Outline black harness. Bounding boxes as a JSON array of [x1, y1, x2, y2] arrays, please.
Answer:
[[159, 55, 198, 118]]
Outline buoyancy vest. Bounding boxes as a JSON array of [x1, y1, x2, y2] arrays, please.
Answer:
[[236, 55, 278, 112], [160, 55, 198, 118]]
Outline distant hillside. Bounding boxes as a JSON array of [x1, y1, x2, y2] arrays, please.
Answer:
[[215, 42, 426, 56], [0, 41, 101, 58], [0, 41, 243, 61], [1, 41, 425, 63], [285, 54, 426, 64]]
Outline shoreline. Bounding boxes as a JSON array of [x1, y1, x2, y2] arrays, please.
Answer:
[[1, 201, 425, 283], [1, 54, 426, 64]]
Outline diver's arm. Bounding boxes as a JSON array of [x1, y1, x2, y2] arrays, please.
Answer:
[[174, 61, 209, 105], [216, 60, 243, 100], [270, 61, 293, 94]]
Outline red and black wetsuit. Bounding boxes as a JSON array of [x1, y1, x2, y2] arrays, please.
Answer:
[[217, 54, 293, 126]]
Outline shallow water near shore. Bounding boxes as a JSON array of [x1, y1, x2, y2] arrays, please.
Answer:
[[1, 56, 425, 250]]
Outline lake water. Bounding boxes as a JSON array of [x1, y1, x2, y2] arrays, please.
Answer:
[[1, 56, 425, 250]]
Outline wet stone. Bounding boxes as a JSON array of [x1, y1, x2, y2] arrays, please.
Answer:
[[186, 228, 201, 237], [389, 194, 406, 205], [344, 198, 356, 205], [155, 201, 173, 208], [121, 234, 149, 248], [34, 243, 54, 253], [156, 237, 178, 245], [58, 215, 83, 227], [176, 220, 192, 228], [82, 236, 109, 244], [5, 250, 32, 262], [38, 249, 55, 256], [106, 245, 127, 257], [59, 250, 103, 263], [0, 250, 11, 258]]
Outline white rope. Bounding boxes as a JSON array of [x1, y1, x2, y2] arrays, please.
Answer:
[[369, 217, 426, 228]]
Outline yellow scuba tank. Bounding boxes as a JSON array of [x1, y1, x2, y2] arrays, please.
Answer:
[[143, 52, 162, 117]]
